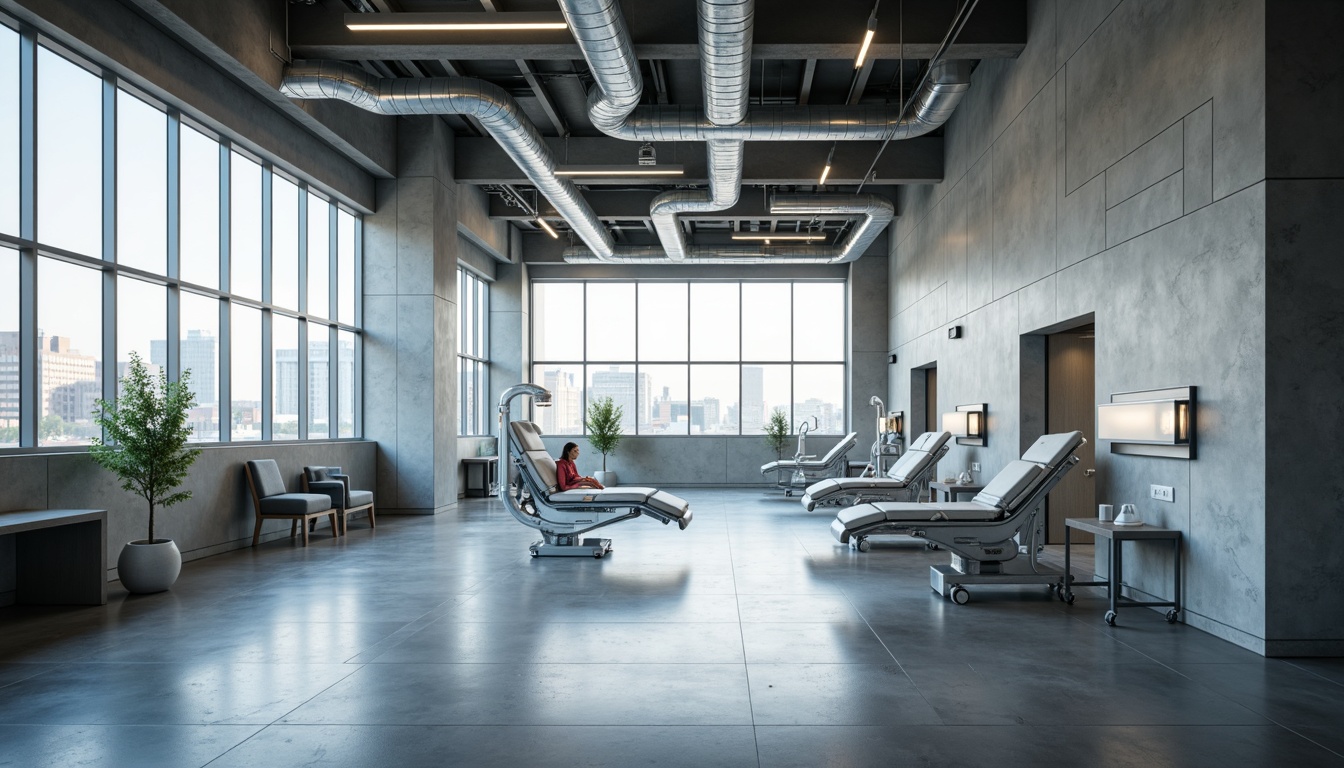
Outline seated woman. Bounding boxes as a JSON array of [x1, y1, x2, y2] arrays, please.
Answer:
[[556, 442, 605, 491]]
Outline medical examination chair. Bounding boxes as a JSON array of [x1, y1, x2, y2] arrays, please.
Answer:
[[499, 384, 692, 558], [800, 431, 953, 512], [831, 431, 1085, 604], [761, 432, 859, 496]]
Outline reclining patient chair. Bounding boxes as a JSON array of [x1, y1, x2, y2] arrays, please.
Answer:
[[800, 431, 953, 512], [503, 419, 692, 558], [831, 431, 1085, 604], [761, 432, 858, 496]]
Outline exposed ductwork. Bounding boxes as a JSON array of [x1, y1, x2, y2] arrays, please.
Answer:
[[284, 1, 974, 266], [590, 59, 973, 143], [646, 0, 753, 260], [563, 194, 894, 265], [278, 60, 619, 261]]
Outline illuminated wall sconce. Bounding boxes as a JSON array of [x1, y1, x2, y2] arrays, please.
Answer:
[[1097, 386, 1197, 459], [881, 411, 903, 438], [942, 403, 986, 447]]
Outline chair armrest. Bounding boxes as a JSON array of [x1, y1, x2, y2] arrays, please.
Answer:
[[329, 473, 353, 505], [307, 480, 345, 509]]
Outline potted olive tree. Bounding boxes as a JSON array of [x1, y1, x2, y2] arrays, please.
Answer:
[[764, 407, 790, 460], [90, 352, 200, 594], [585, 395, 624, 487]]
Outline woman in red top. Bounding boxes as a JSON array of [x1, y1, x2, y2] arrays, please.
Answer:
[[556, 442, 604, 490]]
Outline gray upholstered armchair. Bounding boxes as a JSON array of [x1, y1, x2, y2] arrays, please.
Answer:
[[244, 459, 337, 547], [303, 466, 376, 535]]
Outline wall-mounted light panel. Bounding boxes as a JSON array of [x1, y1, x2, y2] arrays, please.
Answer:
[[942, 403, 986, 447], [1097, 386, 1197, 459]]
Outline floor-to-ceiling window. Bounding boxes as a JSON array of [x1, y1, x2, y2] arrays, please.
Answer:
[[0, 21, 363, 449], [531, 280, 847, 436], [458, 267, 490, 436]]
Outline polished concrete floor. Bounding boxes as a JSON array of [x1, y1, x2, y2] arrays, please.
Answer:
[[1, 488, 1342, 767]]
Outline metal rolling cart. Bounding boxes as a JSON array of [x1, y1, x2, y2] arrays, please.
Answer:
[[1062, 517, 1182, 626]]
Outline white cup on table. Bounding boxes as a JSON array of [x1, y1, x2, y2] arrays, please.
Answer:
[[1098, 504, 1113, 522]]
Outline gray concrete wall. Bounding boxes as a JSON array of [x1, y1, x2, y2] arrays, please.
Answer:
[[0, 441, 376, 604], [1, 0, 379, 209], [536, 434, 854, 488], [363, 117, 461, 515], [888, 0, 1269, 651], [1261, 0, 1344, 656]]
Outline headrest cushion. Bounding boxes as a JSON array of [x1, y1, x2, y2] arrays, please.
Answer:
[[1021, 431, 1083, 468]]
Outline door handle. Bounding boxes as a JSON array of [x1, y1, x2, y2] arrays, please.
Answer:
[[1083, 469, 1096, 477]]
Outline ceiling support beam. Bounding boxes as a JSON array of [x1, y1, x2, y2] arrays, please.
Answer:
[[798, 59, 816, 105], [459, 137, 943, 186], [289, 0, 1026, 61], [517, 60, 569, 137]]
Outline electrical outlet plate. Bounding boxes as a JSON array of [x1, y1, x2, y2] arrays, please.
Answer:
[[971, 463, 980, 472], [1150, 484, 1175, 503]]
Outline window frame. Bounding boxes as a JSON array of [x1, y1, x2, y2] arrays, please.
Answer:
[[529, 279, 849, 437], [0, 22, 364, 453], [458, 266, 491, 437]]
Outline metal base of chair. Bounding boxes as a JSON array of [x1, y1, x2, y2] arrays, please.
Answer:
[[529, 537, 612, 558]]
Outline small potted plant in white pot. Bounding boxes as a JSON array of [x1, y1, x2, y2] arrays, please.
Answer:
[[585, 395, 623, 487], [90, 352, 200, 594]]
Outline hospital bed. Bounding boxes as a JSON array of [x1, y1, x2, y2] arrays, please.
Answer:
[[831, 431, 1085, 603], [800, 431, 952, 514], [498, 384, 692, 558], [761, 431, 858, 496]]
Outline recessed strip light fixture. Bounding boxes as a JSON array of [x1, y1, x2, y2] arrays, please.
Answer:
[[731, 234, 825, 241], [819, 144, 836, 186], [536, 218, 560, 238], [345, 12, 569, 32], [554, 165, 685, 177], [854, 2, 880, 69]]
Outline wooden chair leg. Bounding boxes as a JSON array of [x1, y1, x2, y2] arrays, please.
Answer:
[[300, 517, 310, 546], [368, 504, 376, 529], [330, 512, 339, 538], [252, 517, 264, 547]]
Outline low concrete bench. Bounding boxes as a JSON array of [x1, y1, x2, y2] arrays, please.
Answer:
[[0, 509, 107, 606]]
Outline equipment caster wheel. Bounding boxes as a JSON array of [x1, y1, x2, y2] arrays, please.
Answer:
[[925, 542, 940, 551], [950, 586, 970, 605], [529, 550, 539, 558], [785, 489, 793, 497], [856, 537, 870, 552], [1063, 592, 1075, 605], [1105, 610, 1117, 626], [593, 551, 604, 558], [1165, 609, 1179, 624]]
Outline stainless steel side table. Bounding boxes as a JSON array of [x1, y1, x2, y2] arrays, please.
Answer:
[[1063, 517, 1181, 626], [462, 456, 499, 497]]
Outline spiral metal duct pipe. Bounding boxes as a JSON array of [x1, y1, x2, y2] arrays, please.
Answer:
[[279, 60, 617, 260], [563, 194, 894, 265]]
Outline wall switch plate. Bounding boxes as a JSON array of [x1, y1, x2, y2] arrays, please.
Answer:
[[971, 463, 980, 472], [1150, 484, 1175, 503]]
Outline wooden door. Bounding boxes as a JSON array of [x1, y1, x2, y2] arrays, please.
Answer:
[[1046, 332, 1096, 543]]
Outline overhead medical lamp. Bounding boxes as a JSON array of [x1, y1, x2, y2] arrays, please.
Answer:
[[1097, 386, 1196, 459], [942, 403, 986, 447], [345, 12, 569, 32], [854, 3, 880, 69]]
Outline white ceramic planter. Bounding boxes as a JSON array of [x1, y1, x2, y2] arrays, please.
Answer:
[[118, 539, 182, 594], [595, 470, 618, 488]]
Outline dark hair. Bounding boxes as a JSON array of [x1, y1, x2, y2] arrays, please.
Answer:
[[560, 442, 579, 460]]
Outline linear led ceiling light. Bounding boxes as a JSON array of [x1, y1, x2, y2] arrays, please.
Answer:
[[536, 218, 560, 238], [345, 12, 569, 32], [553, 165, 685, 177], [730, 233, 825, 241], [819, 144, 836, 186], [854, 2, 880, 69]]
